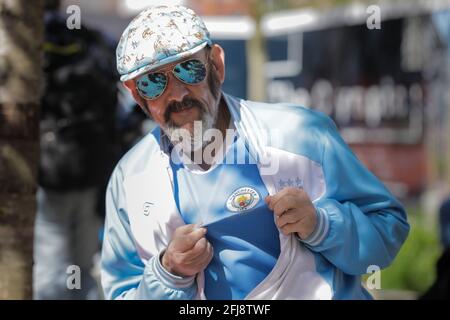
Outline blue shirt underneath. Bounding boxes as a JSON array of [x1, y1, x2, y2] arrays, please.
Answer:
[[170, 136, 280, 299]]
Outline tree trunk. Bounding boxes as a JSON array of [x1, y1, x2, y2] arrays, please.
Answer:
[[0, 0, 43, 299], [247, 0, 268, 102]]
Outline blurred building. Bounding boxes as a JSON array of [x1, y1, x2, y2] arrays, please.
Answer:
[[58, 0, 450, 199], [188, 0, 251, 15], [263, 0, 450, 198]]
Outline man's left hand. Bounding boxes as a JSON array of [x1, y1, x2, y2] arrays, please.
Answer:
[[265, 187, 317, 240]]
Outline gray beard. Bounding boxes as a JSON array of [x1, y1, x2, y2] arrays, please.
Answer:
[[163, 106, 218, 152]]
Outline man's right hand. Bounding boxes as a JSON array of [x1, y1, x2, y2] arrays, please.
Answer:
[[161, 224, 213, 277]]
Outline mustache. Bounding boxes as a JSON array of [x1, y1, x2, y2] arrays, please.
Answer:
[[164, 97, 206, 123]]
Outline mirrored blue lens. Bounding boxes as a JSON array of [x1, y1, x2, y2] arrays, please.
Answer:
[[136, 73, 167, 99], [173, 59, 207, 85]]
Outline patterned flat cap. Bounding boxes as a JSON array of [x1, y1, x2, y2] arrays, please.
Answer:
[[116, 5, 212, 82]]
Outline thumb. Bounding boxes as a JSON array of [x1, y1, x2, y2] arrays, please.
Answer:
[[265, 195, 273, 209]]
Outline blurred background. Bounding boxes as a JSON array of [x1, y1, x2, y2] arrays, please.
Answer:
[[1, 0, 449, 300]]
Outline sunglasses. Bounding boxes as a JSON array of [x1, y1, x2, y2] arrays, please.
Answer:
[[136, 58, 208, 100]]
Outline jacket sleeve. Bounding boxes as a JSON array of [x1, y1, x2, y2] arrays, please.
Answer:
[[100, 166, 197, 300], [300, 116, 410, 275]]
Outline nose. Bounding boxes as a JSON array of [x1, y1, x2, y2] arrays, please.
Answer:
[[164, 73, 189, 103]]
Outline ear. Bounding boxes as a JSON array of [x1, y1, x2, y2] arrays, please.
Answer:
[[209, 44, 225, 84], [123, 79, 147, 109]]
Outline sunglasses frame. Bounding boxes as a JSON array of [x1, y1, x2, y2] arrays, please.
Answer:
[[136, 58, 209, 101]]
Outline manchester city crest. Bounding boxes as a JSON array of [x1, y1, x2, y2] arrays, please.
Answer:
[[226, 187, 260, 212]]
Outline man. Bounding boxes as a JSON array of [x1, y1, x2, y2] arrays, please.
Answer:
[[101, 5, 409, 300]]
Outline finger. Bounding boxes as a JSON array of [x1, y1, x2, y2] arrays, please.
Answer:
[[280, 221, 300, 236], [267, 187, 297, 209], [197, 241, 214, 267], [176, 223, 203, 235], [276, 210, 301, 228], [184, 240, 214, 270], [266, 187, 303, 211], [184, 237, 209, 262], [272, 194, 301, 217], [173, 227, 207, 251], [185, 227, 207, 248]]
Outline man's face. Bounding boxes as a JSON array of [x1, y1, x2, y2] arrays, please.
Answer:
[[125, 45, 225, 149]]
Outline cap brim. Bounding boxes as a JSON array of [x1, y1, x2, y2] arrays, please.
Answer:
[[120, 41, 210, 82]]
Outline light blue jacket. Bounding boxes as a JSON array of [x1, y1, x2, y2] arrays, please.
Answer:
[[101, 93, 410, 300]]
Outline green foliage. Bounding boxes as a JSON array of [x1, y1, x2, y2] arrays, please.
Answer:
[[379, 210, 442, 294]]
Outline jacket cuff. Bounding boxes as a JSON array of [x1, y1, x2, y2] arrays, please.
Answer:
[[298, 207, 329, 247], [151, 250, 196, 289]]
